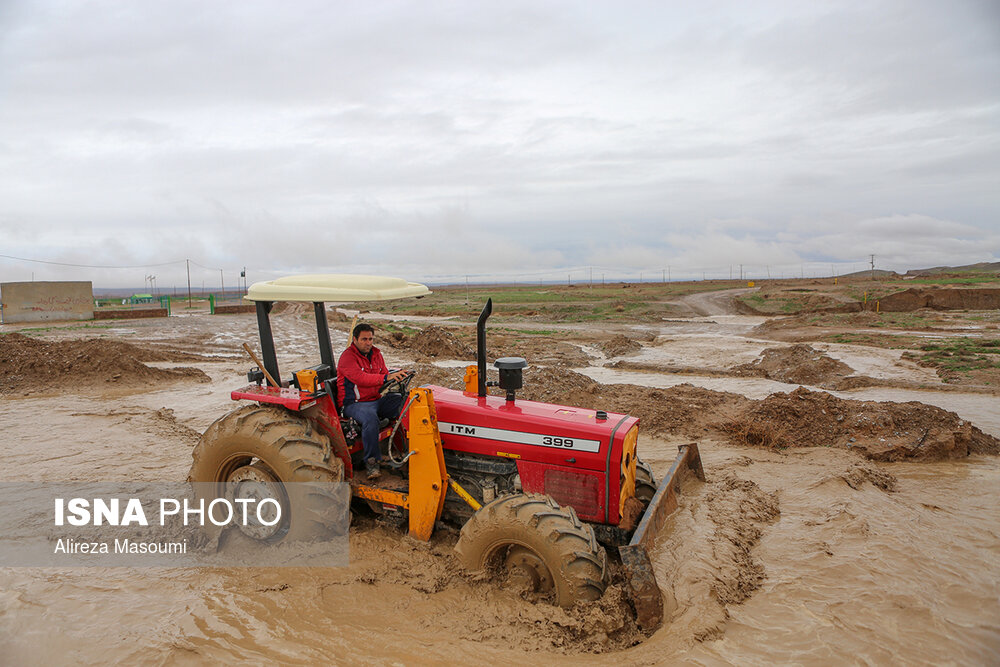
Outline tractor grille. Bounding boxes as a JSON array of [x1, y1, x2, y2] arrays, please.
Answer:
[[544, 469, 602, 520]]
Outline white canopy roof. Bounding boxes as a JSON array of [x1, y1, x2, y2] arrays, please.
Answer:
[[245, 274, 431, 303]]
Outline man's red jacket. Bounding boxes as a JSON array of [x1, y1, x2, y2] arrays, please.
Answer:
[[337, 343, 389, 409]]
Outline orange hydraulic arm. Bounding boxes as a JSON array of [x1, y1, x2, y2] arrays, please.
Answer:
[[350, 387, 449, 540]]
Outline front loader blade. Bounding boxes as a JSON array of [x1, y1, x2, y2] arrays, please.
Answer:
[[620, 443, 705, 630]]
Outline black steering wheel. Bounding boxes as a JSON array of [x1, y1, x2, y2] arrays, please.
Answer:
[[380, 369, 416, 397]]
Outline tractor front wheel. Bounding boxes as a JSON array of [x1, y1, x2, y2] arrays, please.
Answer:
[[635, 457, 658, 504], [455, 493, 607, 606], [188, 404, 345, 542]]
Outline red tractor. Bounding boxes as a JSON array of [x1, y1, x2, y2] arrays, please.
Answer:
[[188, 275, 704, 628]]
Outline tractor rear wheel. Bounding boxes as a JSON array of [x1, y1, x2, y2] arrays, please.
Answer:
[[189, 404, 345, 542], [455, 493, 607, 606], [635, 457, 657, 504]]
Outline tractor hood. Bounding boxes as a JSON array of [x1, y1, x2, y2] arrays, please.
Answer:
[[423, 385, 638, 474]]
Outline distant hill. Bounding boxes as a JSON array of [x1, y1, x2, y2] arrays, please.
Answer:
[[905, 262, 1000, 276], [836, 269, 899, 279]]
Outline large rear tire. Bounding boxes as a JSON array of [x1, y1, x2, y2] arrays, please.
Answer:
[[189, 404, 345, 542], [455, 493, 607, 606]]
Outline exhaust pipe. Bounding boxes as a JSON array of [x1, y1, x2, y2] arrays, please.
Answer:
[[476, 298, 492, 397]]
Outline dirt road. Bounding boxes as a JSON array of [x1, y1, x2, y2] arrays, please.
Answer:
[[1, 304, 997, 664], [668, 287, 757, 316]]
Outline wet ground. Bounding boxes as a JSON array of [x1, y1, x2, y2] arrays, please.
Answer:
[[1, 293, 998, 664]]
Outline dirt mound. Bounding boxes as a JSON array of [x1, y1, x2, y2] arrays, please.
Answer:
[[599, 334, 641, 357], [409, 363, 467, 390], [518, 367, 601, 403], [534, 380, 748, 440], [732, 344, 872, 389], [718, 387, 1000, 461], [390, 326, 475, 360], [326, 308, 349, 322], [0, 333, 210, 395]]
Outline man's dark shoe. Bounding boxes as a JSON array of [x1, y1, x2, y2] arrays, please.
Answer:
[[366, 458, 380, 480]]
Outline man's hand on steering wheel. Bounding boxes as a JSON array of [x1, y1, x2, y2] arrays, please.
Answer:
[[380, 369, 415, 395]]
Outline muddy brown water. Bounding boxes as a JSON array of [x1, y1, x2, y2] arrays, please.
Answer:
[[1, 308, 998, 664]]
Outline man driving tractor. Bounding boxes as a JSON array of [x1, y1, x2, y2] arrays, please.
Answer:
[[337, 323, 409, 479]]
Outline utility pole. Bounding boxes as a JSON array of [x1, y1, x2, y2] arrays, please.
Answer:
[[220, 269, 224, 300], [870, 254, 876, 280], [186, 259, 192, 308], [465, 275, 469, 305], [729, 266, 732, 280], [739, 264, 743, 281]]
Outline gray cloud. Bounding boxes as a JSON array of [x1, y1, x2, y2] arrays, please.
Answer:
[[1, 0, 997, 287]]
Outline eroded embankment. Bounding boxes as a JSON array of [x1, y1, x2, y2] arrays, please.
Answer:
[[736, 287, 1000, 315]]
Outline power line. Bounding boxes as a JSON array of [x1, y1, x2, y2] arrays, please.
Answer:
[[0, 253, 185, 269], [188, 259, 234, 272], [1, 253, 246, 274]]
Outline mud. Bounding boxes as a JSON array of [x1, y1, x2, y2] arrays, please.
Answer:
[[0, 332, 209, 395], [387, 324, 476, 360], [423, 359, 1000, 463], [720, 387, 1000, 461], [599, 334, 642, 358], [702, 474, 780, 606], [1, 292, 998, 664], [732, 343, 877, 390]]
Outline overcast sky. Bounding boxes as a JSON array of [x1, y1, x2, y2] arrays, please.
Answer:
[[1, 0, 998, 288]]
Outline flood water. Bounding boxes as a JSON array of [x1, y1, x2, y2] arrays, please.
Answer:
[[1, 308, 998, 664]]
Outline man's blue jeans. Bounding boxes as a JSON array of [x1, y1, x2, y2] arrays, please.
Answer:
[[343, 393, 404, 462]]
